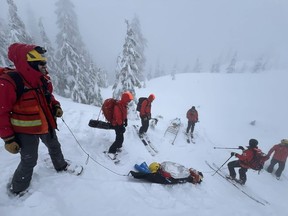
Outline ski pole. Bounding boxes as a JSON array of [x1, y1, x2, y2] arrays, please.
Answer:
[[212, 155, 233, 176], [213, 147, 240, 149]]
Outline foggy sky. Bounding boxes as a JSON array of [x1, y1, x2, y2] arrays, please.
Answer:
[[1, 0, 288, 73]]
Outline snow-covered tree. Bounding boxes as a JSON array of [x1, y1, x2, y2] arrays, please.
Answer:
[[55, 0, 101, 105], [112, 20, 141, 100], [192, 58, 202, 73], [38, 18, 61, 92], [171, 64, 177, 80], [131, 15, 147, 81], [252, 57, 266, 73], [0, 19, 10, 66], [226, 53, 237, 73], [6, 0, 34, 44], [211, 62, 220, 73]]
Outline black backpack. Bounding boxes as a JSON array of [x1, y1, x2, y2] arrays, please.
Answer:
[[136, 97, 147, 112]]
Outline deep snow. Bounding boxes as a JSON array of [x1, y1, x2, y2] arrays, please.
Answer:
[[0, 72, 287, 216]]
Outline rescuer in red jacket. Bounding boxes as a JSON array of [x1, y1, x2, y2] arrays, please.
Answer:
[[107, 91, 133, 158], [226, 139, 259, 185], [266, 139, 288, 180], [0, 43, 74, 195]]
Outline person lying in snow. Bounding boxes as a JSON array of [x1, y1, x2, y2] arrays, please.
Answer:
[[130, 161, 203, 184]]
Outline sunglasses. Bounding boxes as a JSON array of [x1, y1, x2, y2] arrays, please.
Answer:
[[38, 61, 47, 66]]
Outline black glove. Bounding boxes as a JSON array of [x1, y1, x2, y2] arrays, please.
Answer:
[[115, 125, 126, 133], [238, 146, 245, 150], [124, 119, 128, 127], [231, 152, 236, 157]]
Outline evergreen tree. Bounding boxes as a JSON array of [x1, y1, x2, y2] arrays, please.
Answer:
[[55, 0, 101, 105], [226, 53, 237, 73], [0, 19, 10, 66], [6, 0, 34, 44], [192, 58, 202, 73], [38, 18, 61, 92], [131, 16, 147, 81], [112, 20, 141, 100]]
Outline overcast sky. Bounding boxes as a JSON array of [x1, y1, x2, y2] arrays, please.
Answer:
[[1, 0, 288, 73]]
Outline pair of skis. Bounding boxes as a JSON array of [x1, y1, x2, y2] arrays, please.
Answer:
[[205, 161, 269, 206], [185, 132, 195, 144], [133, 125, 158, 156]]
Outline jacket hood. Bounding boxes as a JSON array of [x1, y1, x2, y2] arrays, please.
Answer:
[[8, 43, 44, 87]]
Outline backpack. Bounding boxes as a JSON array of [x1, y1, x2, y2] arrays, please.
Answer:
[[249, 149, 267, 171], [101, 98, 117, 122], [0, 67, 25, 99], [136, 97, 147, 112]]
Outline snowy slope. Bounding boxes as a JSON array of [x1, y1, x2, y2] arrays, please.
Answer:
[[0, 72, 287, 216]]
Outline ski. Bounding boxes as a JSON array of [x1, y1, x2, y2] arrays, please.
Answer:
[[185, 132, 195, 144], [205, 161, 269, 206], [103, 151, 120, 164], [133, 125, 157, 156]]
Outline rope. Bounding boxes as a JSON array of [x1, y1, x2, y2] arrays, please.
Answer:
[[60, 117, 129, 177]]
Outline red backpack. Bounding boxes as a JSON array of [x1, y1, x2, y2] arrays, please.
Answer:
[[249, 148, 267, 171], [101, 98, 117, 122], [0, 67, 25, 99]]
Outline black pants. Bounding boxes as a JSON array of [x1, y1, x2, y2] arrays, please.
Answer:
[[11, 130, 66, 193], [186, 121, 195, 134], [227, 160, 248, 183], [109, 129, 124, 154], [139, 117, 149, 135], [267, 158, 286, 177]]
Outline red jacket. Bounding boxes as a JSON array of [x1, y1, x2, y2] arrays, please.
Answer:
[[235, 148, 256, 169], [267, 144, 288, 162], [111, 98, 130, 127], [186, 109, 198, 123], [140, 99, 152, 118], [0, 43, 59, 138]]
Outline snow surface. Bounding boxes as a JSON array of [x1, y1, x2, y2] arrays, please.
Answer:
[[1, 72, 287, 216]]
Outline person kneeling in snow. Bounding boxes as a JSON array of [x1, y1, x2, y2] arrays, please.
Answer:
[[130, 161, 203, 185]]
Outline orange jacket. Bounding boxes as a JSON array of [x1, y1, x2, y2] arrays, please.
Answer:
[[0, 43, 59, 138], [267, 144, 288, 162]]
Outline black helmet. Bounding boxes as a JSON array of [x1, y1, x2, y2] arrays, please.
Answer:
[[249, 139, 258, 148]]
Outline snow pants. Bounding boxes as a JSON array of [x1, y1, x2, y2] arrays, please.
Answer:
[[11, 130, 67, 193], [109, 127, 124, 153], [139, 117, 150, 135], [227, 160, 248, 183], [186, 121, 195, 134], [267, 158, 286, 178]]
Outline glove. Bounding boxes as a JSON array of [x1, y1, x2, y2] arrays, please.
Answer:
[[54, 105, 63, 117], [124, 119, 128, 127], [238, 146, 245, 150], [147, 114, 151, 120], [142, 116, 148, 121], [231, 152, 236, 157], [115, 125, 126, 133], [4, 136, 20, 154]]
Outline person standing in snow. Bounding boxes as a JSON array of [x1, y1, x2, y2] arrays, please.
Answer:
[[266, 139, 288, 180], [139, 94, 155, 137], [227, 139, 260, 185], [186, 106, 198, 138], [0, 43, 79, 196], [107, 91, 133, 159]]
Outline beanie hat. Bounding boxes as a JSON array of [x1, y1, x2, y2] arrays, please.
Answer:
[[148, 94, 155, 101], [121, 91, 133, 103], [281, 139, 288, 145]]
